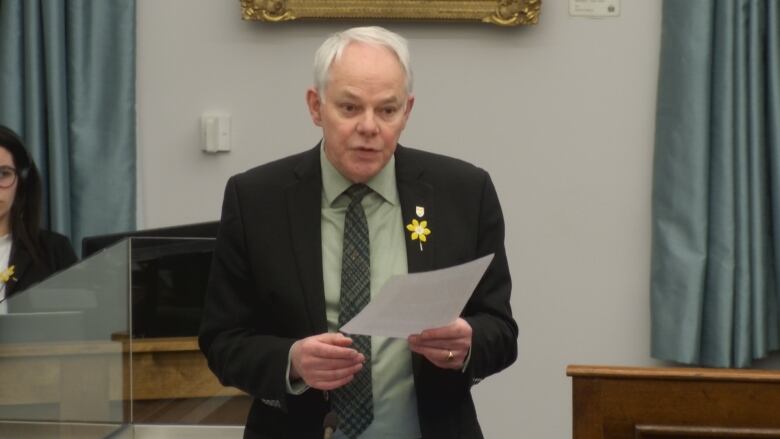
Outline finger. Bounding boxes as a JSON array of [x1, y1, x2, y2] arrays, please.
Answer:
[[306, 363, 364, 390], [409, 334, 457, 346], [418, 325, 469, 340], [306, 341, 363, 361], [407, 334, 470, 354], [309, 362, 363, 382], [318, 332, 355, 347], [412, 348, 462, 370], [418, 318, 472, 338], [408, 337, 469, 351], [295, 349, 364, 373], [416, 343, 460, 364], [302, 356, 365, 373], [408, 344, 443, 357], [408, 332, 461, 345]]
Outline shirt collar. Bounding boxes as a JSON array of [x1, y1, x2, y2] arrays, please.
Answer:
[[320, 142, 399, 206]]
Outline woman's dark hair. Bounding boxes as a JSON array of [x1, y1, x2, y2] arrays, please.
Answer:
[[0, 125, 43, 264]]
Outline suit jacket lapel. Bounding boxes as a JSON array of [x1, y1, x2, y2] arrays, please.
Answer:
[[395, 146, 437, 384], [286, 146, 328, 334], [395, 146, 435, 274]]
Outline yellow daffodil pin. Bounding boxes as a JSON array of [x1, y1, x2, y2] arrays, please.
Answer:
[[406, 219, 431, 251], [0, 265, 15, 283]]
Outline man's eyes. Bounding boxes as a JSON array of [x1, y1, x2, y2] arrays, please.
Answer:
[[340, 103, 359, 113], [381, 107, 398, 116], [337, 104, 400, 117]]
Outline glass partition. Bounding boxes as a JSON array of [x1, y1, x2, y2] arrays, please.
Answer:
[[0, 239, 130, 437], [0, 237, 248, 438]]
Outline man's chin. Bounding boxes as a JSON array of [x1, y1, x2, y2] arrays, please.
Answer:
[[344, 164, 383, 183]]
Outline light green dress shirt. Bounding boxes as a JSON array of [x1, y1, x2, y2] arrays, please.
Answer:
[[320, 147, 421, 439]]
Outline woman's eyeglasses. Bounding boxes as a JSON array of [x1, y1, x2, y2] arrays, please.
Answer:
[[0, 166, 18, 189]]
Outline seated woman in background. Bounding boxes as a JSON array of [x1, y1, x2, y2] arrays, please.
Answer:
[[0, 125, 77, 304]]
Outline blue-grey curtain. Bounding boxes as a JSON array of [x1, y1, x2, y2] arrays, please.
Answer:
[[0, 0, 136, 254], [651, 0, 780, 368]]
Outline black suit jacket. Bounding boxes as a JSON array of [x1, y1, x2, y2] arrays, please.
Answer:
[[6, 230, 78, 297], [200, 145, 517, 439]]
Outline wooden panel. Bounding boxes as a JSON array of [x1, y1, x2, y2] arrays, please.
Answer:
[[568, 365, 780, 383], [0, 421, 121, 439], [0, 337, 248, 425], [0, 356, 62, 405], [568, 365, 780, 439], [128, 338, 243, 400], [636, 425, 780, 438], [133, 396, 252, 425]]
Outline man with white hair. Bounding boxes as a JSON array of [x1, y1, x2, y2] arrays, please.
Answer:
[[200, 26, 517, 439]]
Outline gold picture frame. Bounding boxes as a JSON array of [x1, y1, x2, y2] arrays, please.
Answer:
[[240, 0, 541, 27]]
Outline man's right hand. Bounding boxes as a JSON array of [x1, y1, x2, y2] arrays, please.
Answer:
[[290, 333, 365, 390]]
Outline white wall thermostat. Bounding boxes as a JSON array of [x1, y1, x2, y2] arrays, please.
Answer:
[[201, 112, 231, 153]]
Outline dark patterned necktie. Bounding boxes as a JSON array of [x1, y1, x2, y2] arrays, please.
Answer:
[[332, 183, 373, 439]]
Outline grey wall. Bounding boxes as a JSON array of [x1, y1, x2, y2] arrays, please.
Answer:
[[137, 1, 663, 437]]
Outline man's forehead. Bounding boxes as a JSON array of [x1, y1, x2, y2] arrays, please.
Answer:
[[339, 41, 397, 60], [329, 43, 404, 77], [330, 88, 405, 103]]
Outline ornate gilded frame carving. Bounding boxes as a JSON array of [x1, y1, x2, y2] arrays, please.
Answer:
[[240, 0, 541, 27]]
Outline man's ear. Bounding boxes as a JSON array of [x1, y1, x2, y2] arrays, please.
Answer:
[[399, 94, 415, 128], [404, 94, 415, 118], [306, 87, 323, 126]]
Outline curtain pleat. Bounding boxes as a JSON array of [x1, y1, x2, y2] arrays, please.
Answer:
[[652, 0, 780, 368], [0, 0, 135, 253]]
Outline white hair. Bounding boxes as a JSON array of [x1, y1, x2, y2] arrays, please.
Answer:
[[313, 26, 413, 98]]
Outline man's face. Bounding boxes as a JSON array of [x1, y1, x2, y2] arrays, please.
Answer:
[[307, 42, 414, 183]]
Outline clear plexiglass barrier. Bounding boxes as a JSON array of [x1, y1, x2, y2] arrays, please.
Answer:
[[0, 238, 247, 438]]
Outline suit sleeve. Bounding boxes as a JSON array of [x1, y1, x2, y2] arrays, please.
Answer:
[[199, 176, 296, 411], [462, 173, 518, 384]]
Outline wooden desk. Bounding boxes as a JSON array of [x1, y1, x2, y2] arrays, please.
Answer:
[[128, 337, 241, 400], [127, 337, 250, 424], [0, 339, 123, 421], [0, 337, 250, 425], [567, 365, 780, 439]]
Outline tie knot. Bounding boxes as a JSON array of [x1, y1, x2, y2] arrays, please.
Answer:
[[345, 184, 371, 203]]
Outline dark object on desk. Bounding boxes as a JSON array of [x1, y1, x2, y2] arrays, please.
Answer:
[[130, 238, 215, 338], [82, 223, 219, 338], [81, 221, 219, 258]]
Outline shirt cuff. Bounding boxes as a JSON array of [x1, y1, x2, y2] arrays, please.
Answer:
[[286, 346, 310, 395]]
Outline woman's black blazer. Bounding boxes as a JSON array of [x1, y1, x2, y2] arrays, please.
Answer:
[[6, 230, 78, 297]]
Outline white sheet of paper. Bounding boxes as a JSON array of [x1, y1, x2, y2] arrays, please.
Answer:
[[340, 253, 494, 338]]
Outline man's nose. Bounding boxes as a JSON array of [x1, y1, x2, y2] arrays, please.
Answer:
[[356, 111, 379, 136]]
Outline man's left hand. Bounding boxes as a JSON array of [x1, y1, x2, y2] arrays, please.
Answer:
[[407, 318, 472, 370]]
